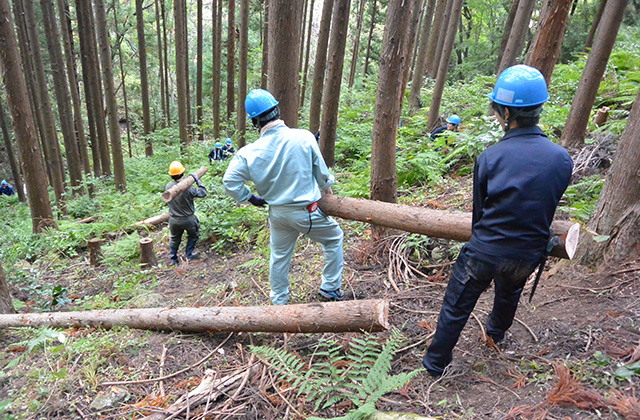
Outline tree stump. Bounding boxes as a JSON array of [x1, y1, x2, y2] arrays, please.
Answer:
[[139, 238, 157, 268], [87, 238, 104, 267], [594, 106, 609, 127]]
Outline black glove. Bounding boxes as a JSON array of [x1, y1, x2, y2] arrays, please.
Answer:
[[248, 194, 267, 207]]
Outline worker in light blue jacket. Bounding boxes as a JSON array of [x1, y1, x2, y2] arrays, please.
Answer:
[[223, 89, 344, 305]]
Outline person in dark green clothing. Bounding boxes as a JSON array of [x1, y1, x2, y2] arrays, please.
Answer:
[[166, 161, 207, 264]]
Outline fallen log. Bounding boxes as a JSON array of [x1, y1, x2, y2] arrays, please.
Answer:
[[161, 166, 208, 203], [132, 212, 169, 229], [318, 195, 575, 259], [0, 299, 389, 333]]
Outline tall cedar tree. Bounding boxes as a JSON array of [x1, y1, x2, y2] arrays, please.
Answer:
[[495, 0, 520, 73], [400, 0, 424, 93], [57, 0, 92, 177], [95, 0, 126, 191], [524, 0, 573, 85], [260, 0, 270, 89], [370, 0, 421, 213], [0, 96, 26, 202], [155, 0, 167, 127], [196, 0, 203, 141], [41, 0, 84, 193], [227, 0, 236, 121], [580, 86, 640, 265], [430, 0, 454, 79], [497, 0, 536, 73], [268, 0, 303, 128], [427, 0, 464, 130], [319, 0, 351, 166], [19, 0, 67, 212], [174, 0, 189, 145], [309, 0, 333, 133], [0, 0, 56, 232], [237, 0, 249, 148], [561, 0, 628, 147], [162, 0, 170, 122], [300, 0, 315, 106], [77, 0, 113, 177], [136, 0, 153, 155], [212, 0, 222, 139], [362, 0, 377, 78], [347, 0, 366, 88], [408, 0, 436, 110], [0, 262, 14, 314], [114, 2, 133, 157], [424, 0, 448, 78], [584, 0, 607, 51], [299, 0, 308, 75]]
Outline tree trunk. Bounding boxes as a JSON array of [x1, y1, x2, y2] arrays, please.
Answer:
[[423, 0, 448, 79], [227, 0, 236, 121], [524, 0, 572, 85], [319, 195, 574, 258], [497, 0, 536, 73], [183, 0, 191, 129], [299, 0, 308, 76], [300, 0, 315, 106], [584, 0, 607, 52], [319, 0, 351, 166], [409, 0, 436, 110], [196, 0, 204, 141], [560, 0, 628, 148], [400, 0, 425, 96], [95, 0, 126, 191], [21, 0, 67, 212], [136, 0, 154, 155], [140, 238, 158, 268], [155, 0, 167, 127], [0, 300, 391, 333], [41, 0, 84, 194], [0, 0, 56, 232], [370, 0, 421, 227], [162, 167, 208, 203], [0, 97, 26, 202], [174, 0, 189, 146], [429, 0, 454, 79], [427, 0, 464, 131], [88, 238, 104, 267], [362, 0, 377, 80], [268, 0, 303, 128], [77, 0, 112, 176], [347, 0, 366, 88], [114, 2, 133, 158], [0, 262, 14, 315], [161, 0, 170, 122], [309, 0, 333, 134], [495, 0, 520, 73], [260, 0, 269, 90], [237, 0, 249, 148], [57, 0, 92, 178], [578, 87, 640, 266], [212, 0, 222, 139]]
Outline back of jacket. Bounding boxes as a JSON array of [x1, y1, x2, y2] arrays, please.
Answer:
[[165, 180, 207, 217], [468, 126, 573, 260]]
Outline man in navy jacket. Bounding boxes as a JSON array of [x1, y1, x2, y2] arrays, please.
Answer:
[[423, 65, 573, 377]]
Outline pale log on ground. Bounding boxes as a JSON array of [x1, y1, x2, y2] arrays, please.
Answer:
[[319, 195, 574, 259], [161, 166, 208, 203], [0, 299, 390, 333], [132, 212, 169, 228]]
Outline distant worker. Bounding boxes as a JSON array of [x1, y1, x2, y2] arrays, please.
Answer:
[[430, 114, 461, 140], [166, 161, 207, 264], [223, 89, 345, 305], [422, 65, 573, 377], [209, 142, 224, 162], [0, 180, 14, 196], [222, 138, 235, 159]]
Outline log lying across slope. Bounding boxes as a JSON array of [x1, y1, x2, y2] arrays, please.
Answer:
[[319, 194, 574, 259], [0, 299, 389, 333]]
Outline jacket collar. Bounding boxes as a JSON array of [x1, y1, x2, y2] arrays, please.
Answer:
[[501, 126, 547, 141], [260, 119, 286, 136]]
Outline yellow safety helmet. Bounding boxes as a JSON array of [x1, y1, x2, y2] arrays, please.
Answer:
[[168, 161, 185, 176]]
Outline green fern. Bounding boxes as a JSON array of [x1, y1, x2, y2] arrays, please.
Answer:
[[250, 329, 424, 419]]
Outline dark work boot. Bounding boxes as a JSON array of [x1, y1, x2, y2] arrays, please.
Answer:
[[170, 248, 179, 265], [185, 240, 197, 260]]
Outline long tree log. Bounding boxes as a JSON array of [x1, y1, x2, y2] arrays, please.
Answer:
[[0, 299, 389, 333], [161, 166, 208, 203], [319, 195, 575, 259], [132, 212, 170, 228]]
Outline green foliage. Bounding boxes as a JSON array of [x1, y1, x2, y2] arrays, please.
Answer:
[[558, 175, 605, 223], [250, 329, 423, 419], [3, 327, 66, 371]]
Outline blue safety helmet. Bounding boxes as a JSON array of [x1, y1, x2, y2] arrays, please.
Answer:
[[215, 142, 222, 148], [1, 180, 6, 186], [245, 89, 279, 119], [487, 65, 549, 107], [446, 114, 461, 125], [225, 138, 232, 145]]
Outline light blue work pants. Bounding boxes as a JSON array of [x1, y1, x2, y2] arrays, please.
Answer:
[[268, 206, 344, 305]]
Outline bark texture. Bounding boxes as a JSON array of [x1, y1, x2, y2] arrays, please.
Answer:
[[237, 0, 249, 148], [0, 300, 390, 333], [0, 97, 26, 202], [0, 262, 14, 314], [409, 0, 436, 110], [226, 0, 236, 120], [136, 0, 153, 154], [309, 0, 334, 133], [174, 0, 189, 145], [424, 0, 448, 78], [140, 238, 157, 268]]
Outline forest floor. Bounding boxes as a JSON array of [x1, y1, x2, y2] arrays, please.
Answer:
[[1, 179, 640, 420]]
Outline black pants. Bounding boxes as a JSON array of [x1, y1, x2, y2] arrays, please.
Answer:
[[169, 214, 200, 261], [423, 245, 538, 375]]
